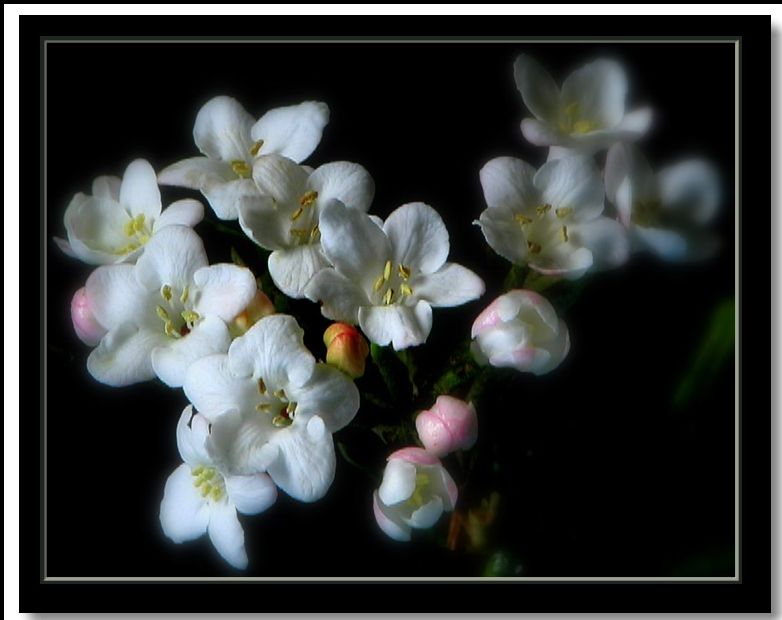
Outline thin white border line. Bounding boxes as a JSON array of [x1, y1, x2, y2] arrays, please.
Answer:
[[42, 37, 741, 583]]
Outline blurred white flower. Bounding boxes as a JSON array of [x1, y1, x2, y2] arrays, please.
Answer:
[[477, 155, 628, 279], [471, 289, 570, 375], [84, 225, 256, 387], [604, 143, 721, 261], [55, 159, 203, 265], [158, 95, 329, 220], [160, 406, 277, 570], [305, 201, 485, 350], [373, 447, 458, 542], [514, 54, 652, 153], [183, 314, 360, 503], [238, 154, 374, 298]]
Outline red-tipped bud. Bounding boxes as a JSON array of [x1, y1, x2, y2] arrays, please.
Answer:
[[323, 322, 369, 379]]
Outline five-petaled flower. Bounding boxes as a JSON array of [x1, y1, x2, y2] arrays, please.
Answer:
[[305, 201, 485, 350], [160, 405, 277, 570], [55, 159, 203, 265], [158, 95, 330, 220], [183, 314, 360, 502]]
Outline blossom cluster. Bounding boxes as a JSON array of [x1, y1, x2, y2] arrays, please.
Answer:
[[55, 53, 721, 570]]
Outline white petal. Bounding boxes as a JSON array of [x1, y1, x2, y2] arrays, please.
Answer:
[[64, 194, 134, 263], [604, 143, 655, 213], [157, 156, 234, 190], [513, 54, 561, 123], [614, 107, 653, 137], [119, 159, 162, 221], [383, 203, 449, 274], [633, 226, 689, 261], [87, 323, 165, 386], [378, 458, 416, 506], [207, 501, 248, 570], [184, 354, 258, 422], [176, 405, 209, 466], [267, 245, 330, 299], [520, 117, 566, 147], [304, 268, 367, 324], [476, 207, 528, 265], [358, 301, 433, 350], [194, 95, 255, 161], [373, 491, 411, 541], [192, 264, 257, 322], [561, 59, 627, 129], [570, 217, 629, 269], [224, 472, 277, 516], [479, 157, 539, 211], [134, 226, 208, 292], [293, 364, 360, 432], [535, 156, 605, 222], [151, 315, 232, 388], [227, 314, 315, 390], [153, 199, 204, 232], [251, 101, 330, 163], [407, 496, 444, 529], [207, 409, 275, 474], [319, 200, 390, 289], [307, 161, 374, 212], [160, 463, 209, 543], [85, 264, 149, 330], [529, 246, 594, 280], [251, 153, 309, 206], [658, 159, 721, 225], [92, 175, 121, 201], [237, 194, 289, 250], [265, 416, 336, 502], [202, 178, 260, 221], [412, 263, 485, 307]]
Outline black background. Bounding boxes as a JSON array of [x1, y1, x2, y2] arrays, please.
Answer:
[[27, 15, 770, 614]]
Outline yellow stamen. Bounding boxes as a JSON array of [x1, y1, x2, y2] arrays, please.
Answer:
[[383, 288, 395, 305], [164, 321, 181, 338], [192, 465, 204, 476], [256, 402, 271, 412], [181, 310, 200, 326], [272, 415, 292, 428], [400, 283, 413, 297], [310, 225, 320, 241], [200, 483, 212, 497], [286, 402, 297, 416], [290, 228, 309, 239], [274, 388, 286, 400], [527, 241, 542, 255], [180, 286, 189, 304], [156, 305, 170, 321], [555, 207, 572, 219], [299, 190, 318, 207], [291, 206, 304, 221], [231, 160, 251, 178], [210, 487, 224, 501], [250, 140, 264, 156], [560, 226, 569, 242], [536, 204, 552, 217], [514, 213, 533, 225], [257, 378, 267, 394], [398, 264, 411, 280], [373, 275, 385, 292], [161, 284, 172, 302], [572, 119, 596, 134], [383, 260, 392, 281]]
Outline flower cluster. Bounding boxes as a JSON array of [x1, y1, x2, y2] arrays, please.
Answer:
[[55, 52, 721, 570]]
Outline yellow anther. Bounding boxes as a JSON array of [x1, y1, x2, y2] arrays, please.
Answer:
[[383, 288, 395, 305], [250, 139, 264, 156], [299, 190, 318, 207], [536, 204, 552, 217], [156, 305, 170, 321], [560, 226, 569, 242], [555, 207, 573, 219], [164, 321, 181, 338], [290, 228, 309, 239], [286, 401, 297, 416], [572, 119, 596, 134], [291, 206, 304, 221], [274, 388, 286, 400], [180, 286, 189, 304], [203, 469, 215, 481], [194, 476, 205, 487], [310, 225, 320, 241], [192, 465, 204, 476], [256, 402, 271, 412], [383, 260, 392, 281], [257, 378, 267, 395], [272, 415, 292, 428], [181, 310, 200, 326], [373, 275, 385, 292], [400, 283, 413, 297], [161, 284, 173, 302], [200, 483, 212, 497], [136, 233, 151, 245], [527, 241, 542, 255], [398, 264, 411, 280], [514, 213, 533, 225], [564, 102, 579, 117], [210, 487, 224, 501], [231, 160, 251, 178]]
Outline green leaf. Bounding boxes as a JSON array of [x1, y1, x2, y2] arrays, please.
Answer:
[[370, 343, 412, 403]]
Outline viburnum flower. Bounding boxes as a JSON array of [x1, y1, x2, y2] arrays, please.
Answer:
[[305, 201, 485, 350], [476, 156, 628, 279], [84, 225, 256, 387], [160, 406, 277, 570], [470, 289, 570, 375], [238, 154, 375, 298], [373, 447, 458, 542], [158, 95, 329, 220], [604, 143, 721, 261], [55, 159, 204, 265], [514, 54, 652, 153], [182, 314, 360, 502], [415, 396, 478, 457]]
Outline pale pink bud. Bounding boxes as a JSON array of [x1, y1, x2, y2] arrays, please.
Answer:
[[70, 287, 107, 346], [415, 395, 478, 457], [323, 322, 369, 379], [229, 290, 275, 337]]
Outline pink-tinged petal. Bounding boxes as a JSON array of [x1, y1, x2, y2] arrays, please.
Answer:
[[70, 287, 108, 346], [388, 447, 441, 467], [439, 467, 459, 510], [159, 463, 210, 543], [415, 411, 452, 458], [430, 396, 478, 453], [373, 491, 411, 542], [53, 236, 77, 258]]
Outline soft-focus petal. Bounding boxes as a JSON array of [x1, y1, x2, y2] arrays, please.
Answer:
[[184, 354, 258, 422], [251, 101, 330, 163], [267, 245, 330, 299], [633, 226, 689, 261], [378, 458, 417, 506], [194, 95, 256, 161], [237, 194, 290, 250], [160, 463, 210, 543], [570, 217, 629, 269], [604, 143, 656, 215], [153, 199, 204, 231], [476, 207, 528, 265], [134, 226, 208, 292], [529, 245, 594, 279], [119, 159, 162, 221], [92, 175, 121, 201], [304, 268, 367, 324], [207, 501, 248, 570], [373, 491, 411, 541], [293, 364, 360, 432], [514, 54, 561, 123], [87, 323, 165, 386], [535, 156, 605, 222], [561, 59, 627, 129], [53, 236, 77, 258], [613, 107, 653, 138], [520, 117, 565, 147], [412, 263, 485, 307], [383, 203, 449, 274], [658, 159, 721, 225], [193, 264, 257, 322], [64, 195, 134, 263], [224, 472, 277, 516], [307, 161, 374, 212], [358, 301, 433, 350], [479, 157, 539, 211]]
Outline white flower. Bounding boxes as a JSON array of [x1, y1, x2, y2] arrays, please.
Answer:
[[604, 143, 721, 261], [158, 95, 329, 220], [470, 289, 570, 375], [183, 314, 360, 503], [476, 156, 628, 279], [54, 159, 203, 265], [514, 54, 652, 153], [237, 154, 374, 298], [373, 447, 458, 542], [160, 406, 277, 570], [305, 202, 485, 350], [84, 225, 256, 387]]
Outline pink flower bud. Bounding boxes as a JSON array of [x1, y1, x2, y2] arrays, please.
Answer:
[[415, 395, 478, 457], [70, 287, 107, 346], [229, 290, 275, 337], [323, 322, 369, 379]]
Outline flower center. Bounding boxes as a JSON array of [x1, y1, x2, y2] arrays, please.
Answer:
[[230, 160, 252, 178], [514, 203, 571, 260], [254, 377, 296, 428], [372, 260, 414, 306], [558, 102, 598, 135], [154, 284, 200, 338], [407, 472, 431, 509], [288, 191, 320, 246], [249, 139, 264, 157], [114, 213, 152, 255], [191, 465, 225, 502]]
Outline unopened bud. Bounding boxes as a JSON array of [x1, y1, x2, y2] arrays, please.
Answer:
[[70, 287, 107, 346], [323, 322, 369, 379], [229, 290, 275, 337]]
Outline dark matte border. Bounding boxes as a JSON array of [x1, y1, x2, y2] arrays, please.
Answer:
[[23, 14, 771, 613]]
